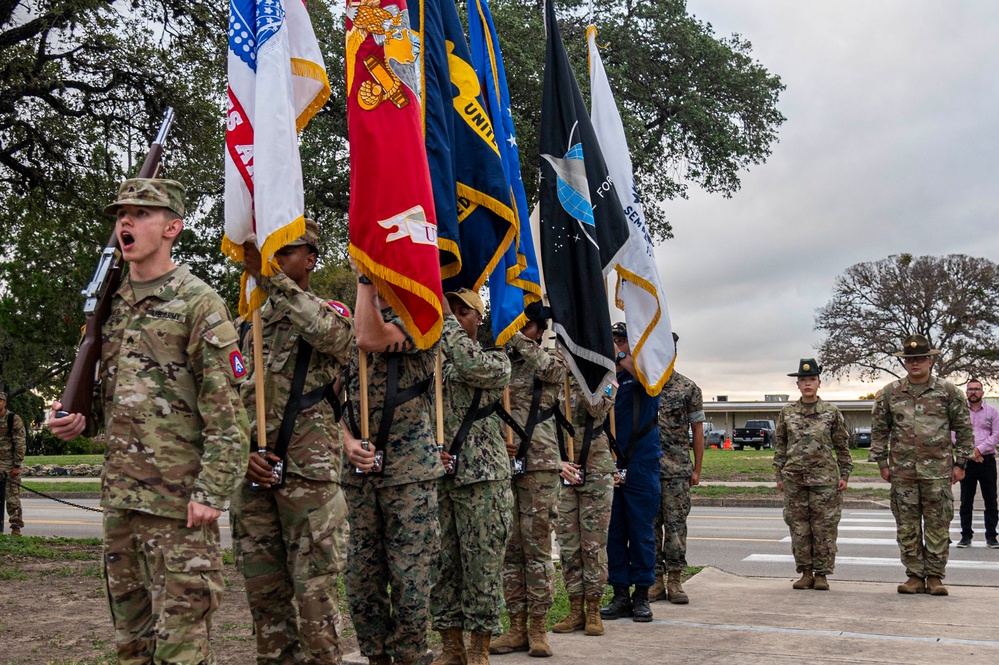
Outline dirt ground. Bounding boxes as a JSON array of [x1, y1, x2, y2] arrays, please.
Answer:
[[0, 539, 359, 665]]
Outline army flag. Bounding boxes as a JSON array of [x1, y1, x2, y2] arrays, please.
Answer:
[[468, 0, 542, 345], [588, 26, 675, 394], [346, 0, 443, 349], [223, 0, 330, 317], [539, 0, 630, 403]]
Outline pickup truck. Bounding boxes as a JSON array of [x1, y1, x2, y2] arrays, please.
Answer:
[[732, 420, 776, 450]]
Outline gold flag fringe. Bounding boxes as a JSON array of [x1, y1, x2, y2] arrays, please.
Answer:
[[291, 58, 331, 133], [614, 265, 674, 394]]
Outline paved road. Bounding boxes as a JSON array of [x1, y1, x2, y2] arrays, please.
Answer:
[[13, 499, 998, 587]]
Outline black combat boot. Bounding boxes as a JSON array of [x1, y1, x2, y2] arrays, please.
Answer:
[[631, 586, 653, 623], [599, 585, 633, 620]]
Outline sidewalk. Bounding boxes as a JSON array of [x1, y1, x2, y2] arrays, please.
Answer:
[[346, 567, 999, 664]]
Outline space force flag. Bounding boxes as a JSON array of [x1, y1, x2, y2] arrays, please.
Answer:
[[588, 26, 675, 394], [468, 0, 542, 345], [223, 0, 330, 318], [540, 0, 630, 403], [346, 0, 443, 348]]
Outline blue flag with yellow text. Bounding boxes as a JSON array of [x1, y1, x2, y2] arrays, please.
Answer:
[[418, 0, 517, 294], [469, 0, 542, 345]]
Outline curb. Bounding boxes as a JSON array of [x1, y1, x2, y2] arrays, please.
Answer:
[[691, 497, 890, 509]]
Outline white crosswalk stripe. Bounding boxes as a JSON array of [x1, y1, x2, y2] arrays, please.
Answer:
[[745, 554, 999, 570]]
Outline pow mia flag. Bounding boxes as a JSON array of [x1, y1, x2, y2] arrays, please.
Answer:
[[539, 0, 630, 404]]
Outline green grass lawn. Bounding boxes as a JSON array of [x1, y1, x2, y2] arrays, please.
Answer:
[[21, 480, 102, 493], [23, 454, 103, 466], [701, 447, 878, 481]]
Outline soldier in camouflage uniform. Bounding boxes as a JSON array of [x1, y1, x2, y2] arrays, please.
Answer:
[[870, 334, 975, 596], [773, 358, 852, 591], [431, 288, 513, 665], [48, 178, 250, 664], [552, 375, 615, 637], [490, 302, 566, 658], [650, 333, 704, 604], [231, 219, 354, 665], [341, 268, 444, 665], [0, 392, 26, 535]]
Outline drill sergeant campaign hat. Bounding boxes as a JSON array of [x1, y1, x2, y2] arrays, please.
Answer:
[[284, 218, 320, 253], [788, 358, 822, 377], [104, 178, 186, 218], [892, 333, 941, 358], [444, 287, 485, 315]]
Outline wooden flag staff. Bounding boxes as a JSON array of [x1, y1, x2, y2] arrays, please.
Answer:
[[252, 309, 267, 453], [436, 349, 445, 446], [359, 351, 370, 440]]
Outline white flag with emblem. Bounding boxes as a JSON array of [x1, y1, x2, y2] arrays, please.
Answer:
[[588, 25, 675, 394]]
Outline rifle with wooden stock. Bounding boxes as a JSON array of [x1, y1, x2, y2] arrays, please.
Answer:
[[56, 108, 176, 421]]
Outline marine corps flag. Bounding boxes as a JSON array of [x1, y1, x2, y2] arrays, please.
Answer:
[[540, 0, 630, 403], [419, 0, 517, 294], [346, 0, 444, 348], [469, 0, 542, 345], [588, 26, 676, 394], [223, 0, 330, 317]]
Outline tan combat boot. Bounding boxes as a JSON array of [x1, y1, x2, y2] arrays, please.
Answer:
[[925, 576, 948, 596], [583, 595, 604, 636], [812, 574, 830, 591], [897, 576, 926, 594], [467, 632, 491, 665], [667, 571, 689, 604], [489, 611, 528, 654], [551, 595, 584, 633], [792, 569, 814, 590], [527, 613, 552, 657], [432, 628, 468, 665], [9, 527, 21, 537], [647, 573, 667, 602]]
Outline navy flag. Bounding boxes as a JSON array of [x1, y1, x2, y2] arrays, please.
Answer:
[[419, 0, 517, 292], [540, 0, 630, 403]]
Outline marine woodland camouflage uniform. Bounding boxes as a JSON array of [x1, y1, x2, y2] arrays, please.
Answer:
[[774, 398, 852, 575], [870, 375, 974, 580], [231, 271, 353, 664], [97, 264, 250, 665], [502, 332, 567, 618], [0, 403, 26, 532], [431, 315, 513, 635], [556, 375, 615, 598], [342, 307, 443, 662], [655, 372, 704, 576]]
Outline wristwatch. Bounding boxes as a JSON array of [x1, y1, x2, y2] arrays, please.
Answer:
[[616, 351, 627, 361], [358, 274, 373, 285]]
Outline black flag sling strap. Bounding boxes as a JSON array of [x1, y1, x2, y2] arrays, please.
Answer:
[[516, 375, 574, 461], [449, 389, 528, 459], [560, 413, 595, 467], [605, 394, 655, 470], [345, 354, 433, 451]]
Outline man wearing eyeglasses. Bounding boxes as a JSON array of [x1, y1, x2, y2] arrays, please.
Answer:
[[870, 334, 975, 596], [955, 379, 998, 549]]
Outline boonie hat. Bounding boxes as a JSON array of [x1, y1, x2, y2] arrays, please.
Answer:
[[788, 358, 822, 377], [445, 287, 485, 315], [285, 218, 320, 252], [104, 178, 186, 218], [892, 334, 941, 358]]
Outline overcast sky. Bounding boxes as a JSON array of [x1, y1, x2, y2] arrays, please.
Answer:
[[648, 0, 999, 401]]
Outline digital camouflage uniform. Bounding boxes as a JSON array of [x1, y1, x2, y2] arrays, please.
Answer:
[[431, 315, 513, 635], [0, 408, 26, 531], [870, 376, 975, 579], [655, 372, 704, 575], [556, 375, 615, 597], [342, 307, 443, 662], [774, 398, 852, 575], [502, 332, 567, 617], [231, 271, 353, 665], [97, 265, 250, 665]]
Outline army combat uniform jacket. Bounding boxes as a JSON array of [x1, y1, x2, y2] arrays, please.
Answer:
[[870, 375, 974, 480], [238, 272, 353, 481], [441, 316, 512, 485], [0, 410, 26, 473], [507, 333, 567, 472], [774, 398, 852, 486], [97, 265, 250, 519], [657, 372, 705, 479], [565, 375, 616, 475]]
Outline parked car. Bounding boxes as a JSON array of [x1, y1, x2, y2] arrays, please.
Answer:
[[853, 427, 872, 448], [689, 422, 726, 447], [732, 420, 776, 450]]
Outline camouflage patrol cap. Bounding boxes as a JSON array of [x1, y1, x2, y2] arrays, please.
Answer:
[[788, 358, 822, 377], [444, 287, 485, 315], [0, 391, 6, 400], [524, 300, 552, 323], [284, 218, 320, 253], [611, 321, 627, 337], [892, 334, 941, 358], [104, 178, 185, 218]]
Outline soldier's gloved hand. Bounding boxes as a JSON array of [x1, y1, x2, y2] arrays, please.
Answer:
[[246, 450, 279, 485]]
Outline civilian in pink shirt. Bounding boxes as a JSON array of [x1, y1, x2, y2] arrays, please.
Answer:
[[955, 379, 999, 548]]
